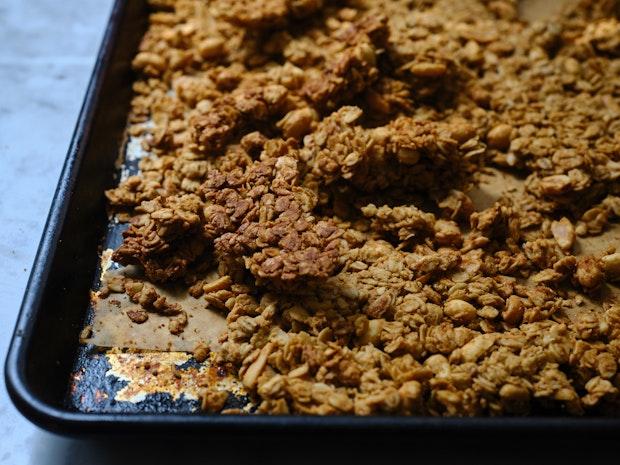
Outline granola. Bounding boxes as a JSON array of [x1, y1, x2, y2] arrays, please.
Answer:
[[104, 0, 620, 416]]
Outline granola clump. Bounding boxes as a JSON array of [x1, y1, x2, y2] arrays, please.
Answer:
[[105, 0, 620, 416], [201, 144, 346, 283]]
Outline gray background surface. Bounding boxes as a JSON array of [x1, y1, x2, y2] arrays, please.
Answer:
[[0, 1, 616, 463], [0, 1, 114, 463]]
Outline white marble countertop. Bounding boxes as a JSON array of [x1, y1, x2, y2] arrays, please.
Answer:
[[0, 1, 616, 463]]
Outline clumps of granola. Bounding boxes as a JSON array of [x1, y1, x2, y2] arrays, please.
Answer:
[[302, 106, 484, 193], [105, 0, 620, 416], [114, 141, 346, 284]]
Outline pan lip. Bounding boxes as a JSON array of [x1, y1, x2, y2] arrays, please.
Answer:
[[3, 0, 125, 435], [4, 0, 620, 435], [5, 369, 620, 435]]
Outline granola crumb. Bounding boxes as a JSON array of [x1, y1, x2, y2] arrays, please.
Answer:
[[126, 307, 149, 324], [200, 387, 229, 413], [193, 343, 210, 363]]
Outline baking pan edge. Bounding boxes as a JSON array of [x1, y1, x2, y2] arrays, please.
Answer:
[[3, 0, 128, 435]]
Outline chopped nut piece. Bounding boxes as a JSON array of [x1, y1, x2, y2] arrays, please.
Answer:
[[444, 299, 477, 324], [502, 295, 524, 326], [477, 306, 499, 319], [601, 253, 620, 281], [409, 62, 447, 77], [487, 124, 512, 151], [242, 343, 273, 389], [551, 217, 575, 251], [203, 275, 232, 294], [277, 108, 318, 139], [574, 257, 605, 290], [198, 38, 225, 59], [459, 334, 496, 362], [539, 175, 572, 196]]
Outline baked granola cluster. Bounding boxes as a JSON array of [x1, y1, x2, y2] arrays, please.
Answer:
[[105, 0, 620, 416]]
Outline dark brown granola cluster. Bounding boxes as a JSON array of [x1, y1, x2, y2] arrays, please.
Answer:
[[114, 140, 345, 284], [105, 0, 620, 416]]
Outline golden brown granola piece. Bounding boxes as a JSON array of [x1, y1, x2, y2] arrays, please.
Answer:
[[202, 144, 345, 283], [200, 387, 229, 413], [114, 142, 345, 285], [190, 83, 290, 154], [124, 281, 182, 316], [113, 194, 208, 282], [573, 256, 605, 291], [579, 19, 620, 57], [190, 100, 242, 154], [303, 107, 484, 193], [363, 77, 413, 118], [362, 204, 435, 242], [302, 14, 388, 110], [126, 307, 149, 324], [438, 190, 475, 222], [470, 203, 519, 243], [214, 0, 324, 29]]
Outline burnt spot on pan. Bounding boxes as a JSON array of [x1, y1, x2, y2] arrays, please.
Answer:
[[68, 345, 252, 414]]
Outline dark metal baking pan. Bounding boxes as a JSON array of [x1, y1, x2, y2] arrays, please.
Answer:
[[5, 0, 620, 436]]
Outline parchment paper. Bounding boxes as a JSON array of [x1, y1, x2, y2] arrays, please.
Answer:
[[90, 266, 227, 352]]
